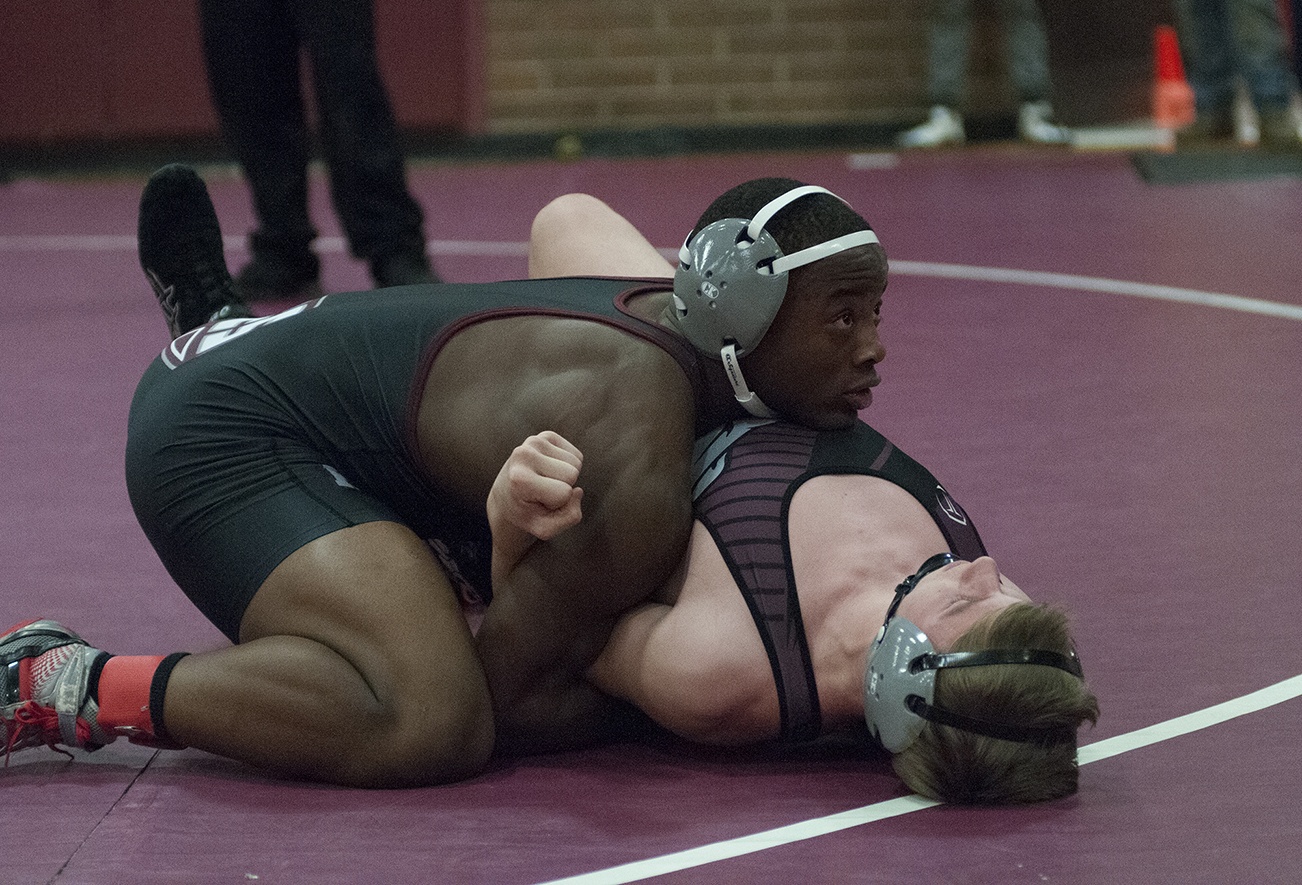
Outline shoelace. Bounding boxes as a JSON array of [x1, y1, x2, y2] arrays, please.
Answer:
[[4, 701, 85, 765], [190, 259, 236, 311]]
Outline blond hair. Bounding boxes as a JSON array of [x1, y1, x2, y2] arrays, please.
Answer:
[[890, 603, 1100, 804]]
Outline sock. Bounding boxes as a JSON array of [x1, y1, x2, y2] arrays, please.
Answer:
[[97, 654, 187, 747]]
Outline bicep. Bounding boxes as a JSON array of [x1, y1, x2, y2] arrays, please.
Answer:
[[589, 593, 758, 743], [588, 601, 707, 734], [587, 601, 670, 703]]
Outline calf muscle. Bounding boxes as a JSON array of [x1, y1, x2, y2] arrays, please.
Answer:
[[165, 521, 495, 785]]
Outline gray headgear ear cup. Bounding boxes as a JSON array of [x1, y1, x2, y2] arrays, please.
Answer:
[[864, 616, 1088, 753], [864, 617, 937, 753], [672, 216, 789, 357], [672, 185, 880, 358]]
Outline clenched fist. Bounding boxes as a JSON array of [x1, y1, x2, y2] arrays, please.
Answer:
[[488, 431, 585, 543]]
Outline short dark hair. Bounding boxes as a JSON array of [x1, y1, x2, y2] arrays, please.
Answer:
[[690, 177, 874, 255], [890, 603, 1101, 805]]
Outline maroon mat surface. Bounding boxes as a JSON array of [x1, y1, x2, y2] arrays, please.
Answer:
[[2, 146, 1299, 884]]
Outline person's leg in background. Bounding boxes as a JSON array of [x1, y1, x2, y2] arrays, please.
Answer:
[[1291, 0, 1302, 85], [1001, 0, 1070, 144], [197, 0, 323, 300], [297, 0, 437, 287], [898, 0, 971, 148], [1172, 0, 1241, 143], [1226, 0, 1302, 148]]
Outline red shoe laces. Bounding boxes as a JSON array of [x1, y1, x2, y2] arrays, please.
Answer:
[[5, 701, 83, 765]]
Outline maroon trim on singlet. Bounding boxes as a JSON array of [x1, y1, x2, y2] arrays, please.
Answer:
[[402, 279, 709, 464]]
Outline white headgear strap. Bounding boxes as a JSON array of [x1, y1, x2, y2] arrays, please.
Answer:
[[720, 343, 777, 418], [743, 185, 881, 276]]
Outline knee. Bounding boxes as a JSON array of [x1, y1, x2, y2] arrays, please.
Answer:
[[528, 193, 628, 279], [529, 193, 613, 247], [400, 692, 496, 786], [354, 685, 495, 788]]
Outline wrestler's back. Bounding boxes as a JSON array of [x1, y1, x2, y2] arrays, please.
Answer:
[[416, 294, 710, 748], [415, 311, 696, 509]]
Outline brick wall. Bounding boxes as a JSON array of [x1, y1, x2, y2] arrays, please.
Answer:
[[487, 1, 953, 134], [483, 0, 1158, 135]]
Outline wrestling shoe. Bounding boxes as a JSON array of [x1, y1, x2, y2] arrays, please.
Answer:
[[2, 619, 112, 761], [139, 164, 254, 339]]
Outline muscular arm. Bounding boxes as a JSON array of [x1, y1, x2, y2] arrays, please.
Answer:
[[474, 362, 696, 755], [486, 431, 585, 588], [587, 529, 779, 745]]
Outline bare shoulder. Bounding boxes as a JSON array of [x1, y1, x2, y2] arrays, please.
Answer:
[[649, 625, 778, 743], [788, 474, 947, 598], [416, 314, 696, 506], [448, 314, 698, 604], [789, 474, 943, 541], [525, 316, 697, 530], [553, 334, 697, 610]]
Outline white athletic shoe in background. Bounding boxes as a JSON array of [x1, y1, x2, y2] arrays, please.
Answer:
[[1018, 101, 1071, 145], [897, 106, 965, 148]]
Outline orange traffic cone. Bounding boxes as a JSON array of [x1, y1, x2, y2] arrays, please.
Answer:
[[1153, 25, 1195, 150]]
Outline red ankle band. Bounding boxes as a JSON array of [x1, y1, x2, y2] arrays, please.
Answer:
[[97, 655, 167, 741]]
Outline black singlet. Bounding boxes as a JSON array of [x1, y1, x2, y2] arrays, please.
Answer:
[[125, 278, 707, 641], [690, 420, 987, 743]]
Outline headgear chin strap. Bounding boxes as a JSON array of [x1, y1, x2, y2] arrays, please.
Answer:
[[863, 559, 1085, 753], [719, 343, 777, 418], [671, 184, 880, 370]]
